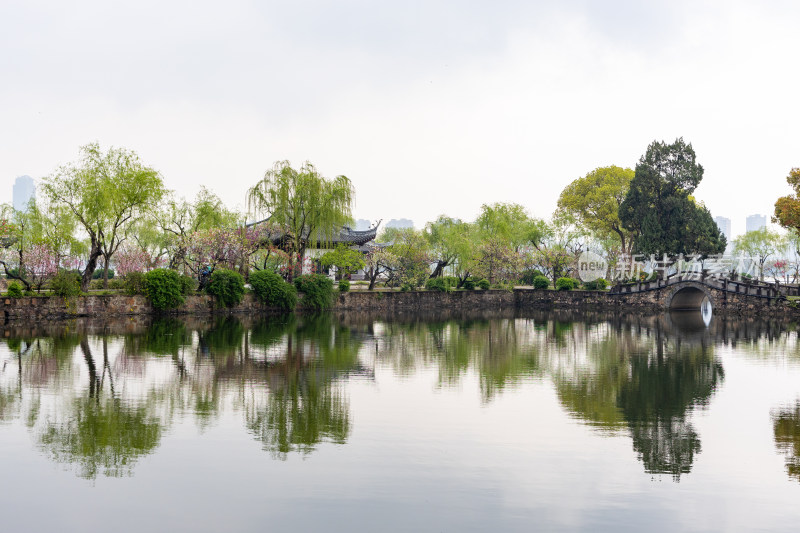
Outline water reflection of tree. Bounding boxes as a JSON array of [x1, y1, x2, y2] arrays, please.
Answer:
[[620, 343, 723, 480], [376, 317, 542, 402], [772, 402, 800, 481], [243, 314, 358, 459]]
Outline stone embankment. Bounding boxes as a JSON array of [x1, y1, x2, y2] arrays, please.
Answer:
[[0, 286, 795, 322]]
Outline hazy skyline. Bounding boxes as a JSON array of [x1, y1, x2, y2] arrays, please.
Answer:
[[1, 1, 798, 238]]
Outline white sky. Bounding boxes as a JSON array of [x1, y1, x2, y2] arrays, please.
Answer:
[[1, 0, 798, 238]]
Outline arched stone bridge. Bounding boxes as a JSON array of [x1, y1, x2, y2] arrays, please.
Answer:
[[609, 275, 785, 311]]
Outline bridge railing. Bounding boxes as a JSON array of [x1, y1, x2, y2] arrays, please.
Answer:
[[609, 274, 790, 299]]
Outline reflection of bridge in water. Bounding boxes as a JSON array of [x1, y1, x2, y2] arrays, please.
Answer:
[[610, 274, 791, 311]]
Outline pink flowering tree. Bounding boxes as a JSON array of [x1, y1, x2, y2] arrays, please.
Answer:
[[185, 225, 272, 279], [26, 244, 59, 292], [114, 246, 161, 277]]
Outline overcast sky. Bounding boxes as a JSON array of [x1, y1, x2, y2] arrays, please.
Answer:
[[1, 0, 798, 237]]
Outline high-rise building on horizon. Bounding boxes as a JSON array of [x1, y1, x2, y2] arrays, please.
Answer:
[[746, 214, 767, 233], [12, 175, 35, 212], [714, 216, 731, 242]]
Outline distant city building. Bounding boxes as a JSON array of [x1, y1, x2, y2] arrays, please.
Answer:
[[714, 216, 731, 242], [746, 214, 767, 233], [12, 175, 35, 212], [354, 219, 372, 231], [385, 218, 414, 229]]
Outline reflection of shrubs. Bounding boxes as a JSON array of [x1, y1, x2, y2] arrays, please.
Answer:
[[425, 277, 450, 292], [476, 279, 490, 290], [583, 278, 608, 290], [556, 277, 577, 291], [250, 270, 297, 310], [206, 269, 245, 307], [123, 272, 147, 295], [6, 281, 23, 298], [338, 279, 350, 292], [533, 275, 549, 289], [144, 269, 184, 310], [51, 271, 82, 297], [294, 274, 334, 310]]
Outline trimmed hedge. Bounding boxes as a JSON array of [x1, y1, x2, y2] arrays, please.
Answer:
[[144, 269, 185, 310], [556, 277, 577, 291], [476, 279, 490, 290], [532, 275, 549, 289], [582, 278, 608, 290], [338, 279, 350, 292], [294, 274, 334, 310], [51, 271, 81, 297], [250, 270, 298, 310], [206, 268, 245, 307], [425, 277, 450, 292], [6, 282, 23, 298]]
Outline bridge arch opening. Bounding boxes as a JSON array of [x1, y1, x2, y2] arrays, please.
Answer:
[[668, 286, 713, 311]]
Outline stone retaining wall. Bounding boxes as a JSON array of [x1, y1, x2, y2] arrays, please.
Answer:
[[0, 287, 796, 322]]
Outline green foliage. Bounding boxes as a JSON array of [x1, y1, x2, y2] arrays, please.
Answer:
[[338, 279, 350, 292], [122, 272, 147, 295], [619, 138, 726, 257], [246, 161, 354, 268], [179, 274, 197, 295], [556, 277, 577, 291], [400, 283, 413, 292], [520, 269, 545, 285], [476, 278, 490, 290], [320, 245, 365, 277], [250, 270, 298, 310], [733, 227, 785, 281], [206, 268, 245, 307], [425, 277, 451, 292], [533, 275, 549, 289], [582, 278, 608, 290], [443, 276, 459, 288], [6, 282, 23, 298], [558, 166, 635, 253], [50, 271, 82, 297], [293, 274, 334, 310], [92, 269, 114, 279], [463, 278, 476, 290], [143, 269, 185, 310]]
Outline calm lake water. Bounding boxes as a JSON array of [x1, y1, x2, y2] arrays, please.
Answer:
[[2, 309, 800, 532]]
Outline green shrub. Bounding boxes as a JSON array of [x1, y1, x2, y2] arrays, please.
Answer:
[[520, 269, 545, 285], [6, 282, 23, 298], [556, 277, 577, 291], [50, 271, 82, 297], [476, 279, 490, 290], [89, 279, 104, 290], [338, 279, 350, 292], [123, 272, 147, 295], [144, 269, 185, 310], [108, 278, 125, 290], [92, 268, 115, 279], [443, 276, 459, 289], [293, 274, 334, 310], [179, 274, 197, 295], [400, 283, 413, 292], [463, 278, 476, 290], [250, 270, 297, 310], [206, 268, 245, 307], [533, 275, 549, 289], [425, 277, 450, 292], [583, 278, 608, 290]]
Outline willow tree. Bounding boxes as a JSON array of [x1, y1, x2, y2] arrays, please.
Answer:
[[246, 161, 354, 277], [43, 143, 166, 290]]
